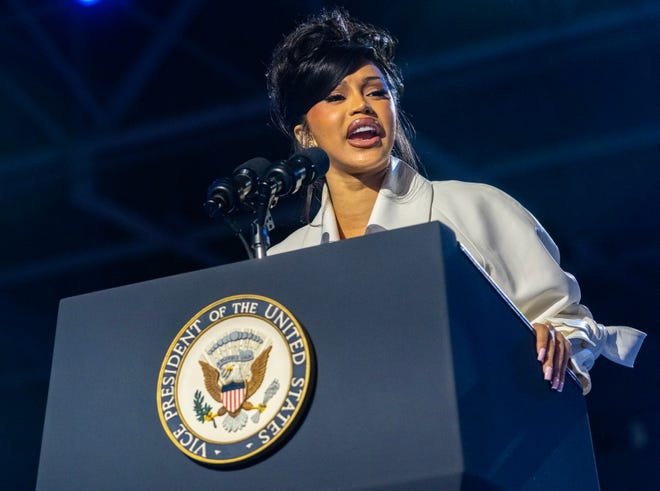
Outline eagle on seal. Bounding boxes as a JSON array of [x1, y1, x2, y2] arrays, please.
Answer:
[[198, 345, 271, 431]]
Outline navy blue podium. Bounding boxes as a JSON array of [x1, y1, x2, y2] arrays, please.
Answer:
[[37, 222, 599, 490]]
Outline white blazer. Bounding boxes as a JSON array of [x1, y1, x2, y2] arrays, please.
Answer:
[[269, 158, 646, 393]]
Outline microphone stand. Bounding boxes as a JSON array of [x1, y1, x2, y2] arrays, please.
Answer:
[[250, 180, 277, 259]]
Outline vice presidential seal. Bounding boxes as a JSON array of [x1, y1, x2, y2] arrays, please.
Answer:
[[156, 294, 314, 466]]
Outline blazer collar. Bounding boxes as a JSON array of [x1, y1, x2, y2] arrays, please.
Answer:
[[315, 158, 433, 243]]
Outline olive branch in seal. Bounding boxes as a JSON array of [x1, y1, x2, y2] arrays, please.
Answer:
[[193, 390, 217, 428]]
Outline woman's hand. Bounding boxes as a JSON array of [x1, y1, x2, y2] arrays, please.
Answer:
[[533, 322, 571, 392]]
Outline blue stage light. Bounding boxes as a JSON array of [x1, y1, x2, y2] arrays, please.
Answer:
[[78, 0, 100, 5]]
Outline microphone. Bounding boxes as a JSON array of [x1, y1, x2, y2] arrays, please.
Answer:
[[204, 149, 329, 218], [233, 157, 271, 200], [248, 148, 328, 259], [261, 147, 329, 197], [204, 177, 234, 217], [204, 149, 329, 258], [204, 157, 271, 217]]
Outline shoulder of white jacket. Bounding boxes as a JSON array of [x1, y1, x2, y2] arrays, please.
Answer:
[[430, 180, 534, 217], [430, 179, 508, 196]]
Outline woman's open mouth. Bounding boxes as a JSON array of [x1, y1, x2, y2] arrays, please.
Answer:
[[346, 118, 384, 148]]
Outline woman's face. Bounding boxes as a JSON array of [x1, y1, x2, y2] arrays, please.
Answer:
[[294, 62, 396, 178]]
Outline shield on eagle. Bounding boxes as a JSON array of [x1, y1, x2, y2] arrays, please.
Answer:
[[221, 381, 247, 413]]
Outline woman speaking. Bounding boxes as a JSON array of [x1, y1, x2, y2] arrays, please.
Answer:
[[264, 8, 645, 394]]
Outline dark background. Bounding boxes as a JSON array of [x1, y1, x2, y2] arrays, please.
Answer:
[[1, 1, 657, 489]]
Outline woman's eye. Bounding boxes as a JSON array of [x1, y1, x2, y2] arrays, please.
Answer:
[[325, 94, 344, 102], [368, 89, 390, 98]]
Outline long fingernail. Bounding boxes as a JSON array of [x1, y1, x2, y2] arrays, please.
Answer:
[[537, 348, 546, 362], [552, 377, 560, 390], [544, 367, 552, 381], [558, 381, 564, 392]]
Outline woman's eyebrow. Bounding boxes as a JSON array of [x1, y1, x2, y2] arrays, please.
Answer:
[[338, 76, 384, 86], [332, 75, 386, 90], [363, 76, 385, 84]]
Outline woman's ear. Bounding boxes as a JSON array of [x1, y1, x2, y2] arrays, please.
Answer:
[[294, 124, 316, 148]]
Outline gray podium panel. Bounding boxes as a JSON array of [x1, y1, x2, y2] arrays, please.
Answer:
[[37, 222, 598, 490]]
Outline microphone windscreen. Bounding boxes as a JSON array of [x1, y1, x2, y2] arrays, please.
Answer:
[[234, 157, 271, 176], [299, 147, 330, 177]]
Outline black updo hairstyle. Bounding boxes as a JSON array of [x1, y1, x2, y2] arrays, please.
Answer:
[[266, 8, 418, 169]]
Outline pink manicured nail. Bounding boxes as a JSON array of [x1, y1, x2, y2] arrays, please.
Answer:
[[537, 348, 546, 362], [558, 382, 564, 392], [544, 367, 552, 381], [552, 377, 560, 390]]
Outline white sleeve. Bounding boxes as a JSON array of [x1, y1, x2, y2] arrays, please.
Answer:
[[447, 184, 646, 394], [543, 312, 646, 394]]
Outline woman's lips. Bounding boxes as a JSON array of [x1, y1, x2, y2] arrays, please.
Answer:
[[346, 118, 384, 147]]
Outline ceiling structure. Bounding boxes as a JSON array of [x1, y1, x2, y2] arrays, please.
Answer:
[[1, 1, 657, 487]]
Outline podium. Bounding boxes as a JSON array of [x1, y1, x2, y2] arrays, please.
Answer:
[[37, 223, 599, 490]]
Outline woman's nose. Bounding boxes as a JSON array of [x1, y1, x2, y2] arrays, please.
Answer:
[[349, 94, 374, 115]]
